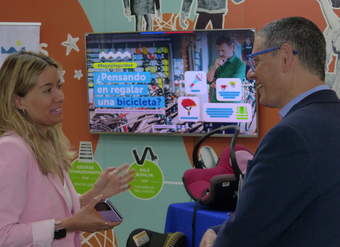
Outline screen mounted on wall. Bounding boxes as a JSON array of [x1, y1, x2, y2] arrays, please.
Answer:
[[85, 29, 257, 136]]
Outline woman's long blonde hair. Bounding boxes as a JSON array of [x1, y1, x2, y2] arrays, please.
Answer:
[[0, 51, 73, 175]]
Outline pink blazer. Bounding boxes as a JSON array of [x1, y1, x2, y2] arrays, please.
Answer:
[[0, 132, 81, 247]]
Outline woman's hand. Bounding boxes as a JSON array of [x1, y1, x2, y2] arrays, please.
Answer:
[[62, 195, 120, 233], [93, 164, 135, 198], [80, 164, 135, 207]]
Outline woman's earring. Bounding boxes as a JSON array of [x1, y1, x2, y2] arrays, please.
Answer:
[[18, 108, 27, 116]]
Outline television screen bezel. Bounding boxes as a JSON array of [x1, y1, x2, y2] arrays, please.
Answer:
[[84, 28, 258, 138]]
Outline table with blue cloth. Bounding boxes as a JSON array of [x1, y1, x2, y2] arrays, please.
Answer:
[[164, 202, 231, 247]]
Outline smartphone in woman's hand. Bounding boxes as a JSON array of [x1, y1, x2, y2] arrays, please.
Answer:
[[95, 199, 123, 222]]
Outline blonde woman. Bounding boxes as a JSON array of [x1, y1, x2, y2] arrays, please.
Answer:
[[0, 51, 134, 246]]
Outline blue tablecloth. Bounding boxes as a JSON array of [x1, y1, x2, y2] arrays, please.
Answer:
[[164, 202, 230, 247]]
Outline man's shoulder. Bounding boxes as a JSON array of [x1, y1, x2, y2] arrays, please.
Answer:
[[229, 55, 244, 64], [217, 56, 244, 72], [225, 56, 246, 73], [287, 89, 340, 117]]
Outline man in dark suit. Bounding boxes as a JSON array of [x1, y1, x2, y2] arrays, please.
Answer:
[[200, 16, 340, 247]]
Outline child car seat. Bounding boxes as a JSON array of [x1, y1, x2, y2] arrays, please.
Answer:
[[197, 145, 218, 169], [182, 125, 253, 211], [126, 228, 186, 247]]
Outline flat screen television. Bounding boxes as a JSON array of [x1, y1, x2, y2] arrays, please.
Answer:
[[85, 29, 257, 136]]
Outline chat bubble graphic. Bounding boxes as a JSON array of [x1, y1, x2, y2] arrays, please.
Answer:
[[184, 71, 207, 95], [216, 78, 242, 102], [203, 103, 252, 122], [178, 96, 200, 122]]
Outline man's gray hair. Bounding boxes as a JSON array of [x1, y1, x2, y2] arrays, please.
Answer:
[[258, 16, 326, 80]]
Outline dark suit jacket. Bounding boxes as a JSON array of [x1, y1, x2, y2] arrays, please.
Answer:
[[214, 89, 340, 247]]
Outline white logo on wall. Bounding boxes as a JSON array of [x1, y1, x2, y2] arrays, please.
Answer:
[[99, 51, 132, 60], [184, 71, 207, 95], [178, 96, 200, 122], [0, 22, 41, 66]]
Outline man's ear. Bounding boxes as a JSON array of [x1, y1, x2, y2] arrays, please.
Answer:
[[280, 43, 295, 73]]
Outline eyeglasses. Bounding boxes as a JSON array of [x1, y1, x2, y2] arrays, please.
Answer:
[[247, 47, 298, 72]]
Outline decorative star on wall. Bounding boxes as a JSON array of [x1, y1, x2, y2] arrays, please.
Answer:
[[59, 69, 66, 82], [61, 33, 80, 56], [40, 43, 49, 56], [74, 69, 83, 80]]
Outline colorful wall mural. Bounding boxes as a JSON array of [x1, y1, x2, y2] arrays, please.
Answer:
[[1, 0, 337, 246]]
